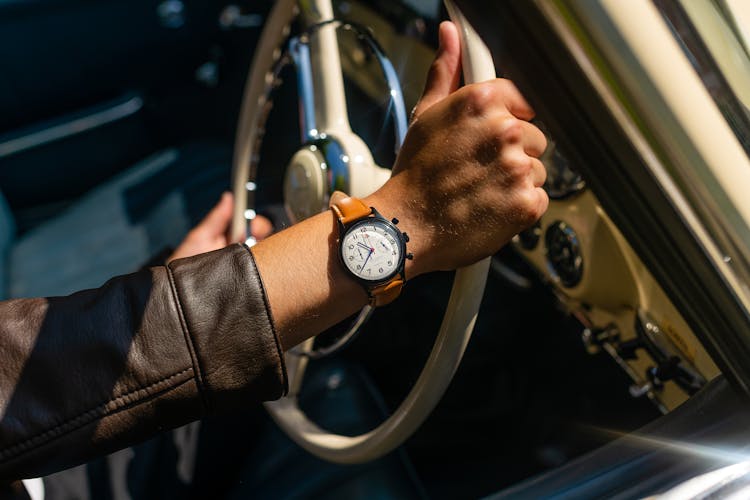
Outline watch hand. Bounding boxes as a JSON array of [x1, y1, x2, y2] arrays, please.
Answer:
[[357, 242, 371, 252], [363, 235, 375, 253], [362, 248, 373, 271]]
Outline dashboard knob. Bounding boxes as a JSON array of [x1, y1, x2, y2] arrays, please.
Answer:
[[629, 381, 653, 398], [616, 338, 643, 360]]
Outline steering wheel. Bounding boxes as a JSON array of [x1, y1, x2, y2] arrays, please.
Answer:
[[231, 0, 493, 464]]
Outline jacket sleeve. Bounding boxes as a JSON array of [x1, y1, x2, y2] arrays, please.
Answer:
[[0, 244, 287, 480]]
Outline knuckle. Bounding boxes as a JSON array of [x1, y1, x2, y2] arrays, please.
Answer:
[[463, 83, 496, 112], [499, 117, 523, 144]]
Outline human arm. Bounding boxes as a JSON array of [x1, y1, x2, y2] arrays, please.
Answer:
[[253, 21, 547, 349]]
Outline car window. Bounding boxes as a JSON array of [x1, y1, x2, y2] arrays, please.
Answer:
[[658, 0, 750, 153]]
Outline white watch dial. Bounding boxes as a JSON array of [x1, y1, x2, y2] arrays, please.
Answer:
[[341, 220, 402, 282]]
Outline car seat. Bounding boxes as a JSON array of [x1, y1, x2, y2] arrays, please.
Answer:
[[2, 142, 232, 300]]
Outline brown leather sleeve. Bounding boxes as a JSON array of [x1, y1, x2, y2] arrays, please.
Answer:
[[0, 244, 287, 480]]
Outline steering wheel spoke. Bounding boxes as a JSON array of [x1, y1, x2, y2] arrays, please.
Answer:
[[302, 3, 353, 136], [286, 338, 314, 397], [289, 37, 317, 141]]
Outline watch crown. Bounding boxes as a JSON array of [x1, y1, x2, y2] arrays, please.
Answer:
[[391, 217, 399, 225], [403, 232, 410, 243], [406, 253, 414, 260]]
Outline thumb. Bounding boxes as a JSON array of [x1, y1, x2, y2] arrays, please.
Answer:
[[411, 21, 461, 121]]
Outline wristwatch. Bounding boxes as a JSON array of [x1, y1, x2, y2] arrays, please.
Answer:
[[331, 196, 412, 307]]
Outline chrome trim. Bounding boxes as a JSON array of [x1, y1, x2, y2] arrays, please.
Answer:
[[219, 5, 263, 29], [289, 36, 318, 141], [289, 20, 408, 148], [316, 136, 350, 195], [0, 96, 144, 159], [242, 41, 292, 240], [308, 19, 409, 148]]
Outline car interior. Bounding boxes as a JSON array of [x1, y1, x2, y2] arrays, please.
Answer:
[[2, 0, 748, 498]]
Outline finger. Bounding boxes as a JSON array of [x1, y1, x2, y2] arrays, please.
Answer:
[[519, 121, 547, 157], [411, 21, 461, 121], [530, 157, 547, 188], [534, 186, 550, 219], [198, 192, 234, 236], [250, 215, 274, 241], [496, 79, 535, 121]]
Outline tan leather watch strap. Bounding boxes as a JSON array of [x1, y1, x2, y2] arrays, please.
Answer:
[[368, 279, 404, 307], [332, 196, 405, 307], [331, 196, 372, 224]]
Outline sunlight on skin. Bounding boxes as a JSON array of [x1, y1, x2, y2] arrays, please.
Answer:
[[168, 192, 273, 262]]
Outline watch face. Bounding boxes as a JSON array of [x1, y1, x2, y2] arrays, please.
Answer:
[[341, 219, 403, 282]]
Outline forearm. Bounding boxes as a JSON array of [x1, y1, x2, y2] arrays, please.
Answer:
[[251, 189, 424, 351]]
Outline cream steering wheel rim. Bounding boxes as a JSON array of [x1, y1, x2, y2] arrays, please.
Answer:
[[231, 0, 493, 464]]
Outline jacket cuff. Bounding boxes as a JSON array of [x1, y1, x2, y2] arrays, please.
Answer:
[[167, 244, 288, 413]]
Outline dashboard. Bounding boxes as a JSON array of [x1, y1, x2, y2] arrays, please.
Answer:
[[513, 140, 720, 412]]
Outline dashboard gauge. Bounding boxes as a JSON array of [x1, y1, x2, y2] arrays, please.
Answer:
[[545, 220, 584, 287], [542, 142, 586, 199]]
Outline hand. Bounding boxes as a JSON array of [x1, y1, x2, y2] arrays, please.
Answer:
[[367, 21, 548, 277], [168, 192, 274, 262]]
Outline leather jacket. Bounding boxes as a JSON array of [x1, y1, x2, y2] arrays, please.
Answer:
[[0, 244, 287, 480]]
